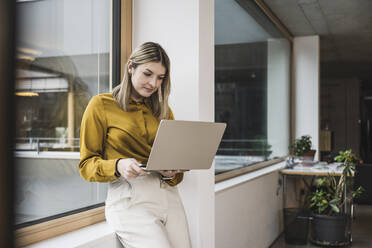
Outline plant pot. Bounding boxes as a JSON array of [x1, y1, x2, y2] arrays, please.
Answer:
[[284, 208, 310, 245], [301, 150, 316, 166], [310, 214, 349, 247]]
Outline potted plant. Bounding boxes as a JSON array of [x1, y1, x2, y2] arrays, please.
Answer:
[[309, 150, 363, 246], [290, 135, 316, 165]]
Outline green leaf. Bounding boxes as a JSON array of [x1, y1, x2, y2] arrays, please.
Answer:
[[316, 178, 325, 186], [330, 204, 339, 213]]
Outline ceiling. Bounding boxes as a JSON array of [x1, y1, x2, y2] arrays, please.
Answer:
[[264, 0, 372, 80]]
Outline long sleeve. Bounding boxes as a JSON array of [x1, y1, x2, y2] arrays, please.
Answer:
[[78, 96, 119, 182]]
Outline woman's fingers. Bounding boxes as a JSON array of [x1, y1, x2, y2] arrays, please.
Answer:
[[126, 164, 145, 178], [130, 163, 147, 175], [163, 169, 189, 177], [118, 158, 189, 180], [117, 158, 147, 179], [160, 170, 177, 177], [124, 170, 137, 179], [129, 159, 147, 175]]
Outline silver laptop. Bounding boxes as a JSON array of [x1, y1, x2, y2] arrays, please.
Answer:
[[140, 120, 226, 171]]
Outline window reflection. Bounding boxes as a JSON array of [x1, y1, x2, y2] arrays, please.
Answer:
[[15, 0, 110, 225], [215, 0, 290, 174], [15, 52, 109, 152]]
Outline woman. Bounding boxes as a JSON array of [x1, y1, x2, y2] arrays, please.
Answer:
[[79, 42, 192, 248]]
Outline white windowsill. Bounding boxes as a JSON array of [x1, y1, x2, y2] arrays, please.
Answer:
[[25, 221, 121, 248], [15, 151, 80, 159], [215, 161, 286, 193]]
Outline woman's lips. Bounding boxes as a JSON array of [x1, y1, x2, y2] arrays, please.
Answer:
[[144, 87, 153, 93]]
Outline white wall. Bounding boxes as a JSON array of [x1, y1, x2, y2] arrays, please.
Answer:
[[293, 36, 320, 159], [133, 1, 215, 247], [215, 171, 283, 248]]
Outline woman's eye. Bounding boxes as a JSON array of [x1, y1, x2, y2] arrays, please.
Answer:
[[158, 77, 165, 80], [143, 72, 151, 76]]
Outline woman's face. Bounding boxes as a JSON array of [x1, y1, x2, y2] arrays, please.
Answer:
[[129, 62, 166, 100]]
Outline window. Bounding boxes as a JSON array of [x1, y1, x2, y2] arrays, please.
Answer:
[[215, 0, 291, 178], [15, 0, 132, 245]]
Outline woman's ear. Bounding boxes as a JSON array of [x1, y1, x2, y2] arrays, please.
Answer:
[[127, 61, 133, 74]]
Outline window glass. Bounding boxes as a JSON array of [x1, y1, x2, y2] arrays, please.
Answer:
[[215, 0, 290, 174], [15, 0, 110, 226]]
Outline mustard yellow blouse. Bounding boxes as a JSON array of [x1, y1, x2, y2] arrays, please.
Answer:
[[78, 93, 183, 186]]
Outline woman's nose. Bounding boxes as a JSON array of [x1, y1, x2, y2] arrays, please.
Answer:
[[149, 77, 158, 88]]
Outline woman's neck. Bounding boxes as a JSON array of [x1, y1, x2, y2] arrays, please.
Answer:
[[131, 91, 144, 103]]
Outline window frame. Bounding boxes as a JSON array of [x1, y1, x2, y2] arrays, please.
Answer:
[[15, 0, 132, 246], [214, 0, 294, 182]]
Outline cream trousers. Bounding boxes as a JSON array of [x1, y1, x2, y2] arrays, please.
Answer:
[[105, 173, 192, 248]]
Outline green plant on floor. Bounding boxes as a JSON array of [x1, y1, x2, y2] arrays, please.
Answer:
[[290, 135, 312, 157], [310, 150, 363, 215]]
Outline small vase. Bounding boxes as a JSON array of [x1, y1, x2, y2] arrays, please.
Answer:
[[301, 150, 316, 166]]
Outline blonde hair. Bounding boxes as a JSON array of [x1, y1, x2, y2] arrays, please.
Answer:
[[112, 42, 171, 120]]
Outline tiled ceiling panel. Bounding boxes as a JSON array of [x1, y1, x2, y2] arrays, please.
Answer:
[[264, 0, 372, 63]]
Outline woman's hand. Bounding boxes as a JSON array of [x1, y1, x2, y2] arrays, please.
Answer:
[[159, 170, 189, 178], [116, 158, 147, 179]]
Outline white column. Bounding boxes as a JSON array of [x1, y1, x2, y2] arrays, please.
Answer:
[[133, 1, 215, 247], [293, 35, 320, 159], [196, 0, 215, 246]]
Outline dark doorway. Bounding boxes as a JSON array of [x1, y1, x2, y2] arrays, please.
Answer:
[[360, 81, 372, 163]]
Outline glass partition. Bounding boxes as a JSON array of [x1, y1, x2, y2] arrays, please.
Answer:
[[215, 0, 291, 175], [15, 0, 110, 226]]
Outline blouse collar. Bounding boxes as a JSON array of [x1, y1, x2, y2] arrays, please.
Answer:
[[129, 97, 151, 108]]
